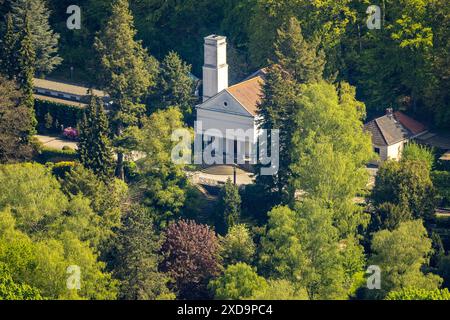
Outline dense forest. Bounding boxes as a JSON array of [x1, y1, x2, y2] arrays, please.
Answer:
[[1, 0, 449, 127], [0, 0, 449, 301]]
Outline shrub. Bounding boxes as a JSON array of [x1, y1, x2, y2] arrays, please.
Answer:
[[432, 171, 450, 207], [51, 161, 78, 178], [386, 288, 450, 300], [44, 112, 53, 130], [63, 127, 79, 140], [35, 146, 77, 163], [208, 263, 267, 300]]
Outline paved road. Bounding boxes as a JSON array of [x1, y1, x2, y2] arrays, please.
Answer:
[[35, 135, 78, 150], [189, 165, 255, 186]]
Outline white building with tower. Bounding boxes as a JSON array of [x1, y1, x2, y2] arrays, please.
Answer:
[[196, 35, 265, 164]]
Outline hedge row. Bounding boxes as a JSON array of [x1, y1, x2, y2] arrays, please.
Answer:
[[35, 146, 78, 163], [34, 98, 84, 133]]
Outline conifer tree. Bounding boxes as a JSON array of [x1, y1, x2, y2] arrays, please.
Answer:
[[155, 51, 195, 121], [95, 0, 158, 180], [0, 13, 18, 79], [114, 205, 173, 300], [274, 17, 325, 83], [9, 0, 62, 75], [78, 95, 115, 179], [16, 14, 36, 136], [0, 75, 34, 163], [217, 179, 241, 233], [256, 64, 299, 203], [256, 18, 326, 204]]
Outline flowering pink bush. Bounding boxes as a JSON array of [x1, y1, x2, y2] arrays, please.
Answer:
[[63, 127, 79, 140]]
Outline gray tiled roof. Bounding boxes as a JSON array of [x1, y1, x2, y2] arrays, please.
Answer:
[[364, 113, 419, 146], [375, 115, 411, 145], [364, 119, 387, 146]]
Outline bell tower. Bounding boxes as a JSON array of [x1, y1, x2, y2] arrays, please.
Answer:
[[202, 35, 228, 102]]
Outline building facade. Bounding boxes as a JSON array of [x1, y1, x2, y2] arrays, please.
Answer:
[[196, 35, 264, 164]]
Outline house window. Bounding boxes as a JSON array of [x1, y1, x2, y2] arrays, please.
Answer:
[[374, 147, 380, 155], [224, 101, 228, 106]]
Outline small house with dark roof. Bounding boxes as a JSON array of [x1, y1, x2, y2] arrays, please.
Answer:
[[364, 108, 428, 162], [196, 35, 264, 162]]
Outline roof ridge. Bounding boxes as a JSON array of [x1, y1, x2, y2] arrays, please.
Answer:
[[226, 75, 263, 90]]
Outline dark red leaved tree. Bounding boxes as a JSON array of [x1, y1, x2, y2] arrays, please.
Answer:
[[161, 219, 222, 299]]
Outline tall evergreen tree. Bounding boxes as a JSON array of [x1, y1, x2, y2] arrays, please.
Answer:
[[274, 17, 325, 83], [95, 0, 158, 180], [16, 14, 36, 136], [114, 205, 173, 300], [78, 95, 115, 179], [155, 51, 195, 121], [256, 64, 299, 203], [256, 18, 327, 204], [217, 179, 241, 233], [0, 13, 18, 79], [0, 75, 34, 163], [9, 0, 62, 75]]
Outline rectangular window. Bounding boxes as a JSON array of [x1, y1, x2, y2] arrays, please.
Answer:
[[374, 147, 380, 155]]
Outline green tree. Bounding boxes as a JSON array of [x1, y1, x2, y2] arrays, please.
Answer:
[[426, 0, 450, 128], [273, 17, 325, 83], [0, 262, 42, 300], [402, 142, 434, 170], [371, 160, 437, 223], [16, 13, 37, 135], [0, 163, 68, 234], [8, 0, 62, 75], [260, 202, 365, 300], [289, 81, 372, 235], [217, 179, 241, 233], [78, 95, 115, 179], [248, 0, 355, 73], [0, 163, 125, 258], [432, 171, 450, 207], [154, 51, 195, 121], [0, 76, 34, 163], [345, 0, 438, 123], [0, 209, 118, 299], [114, 205, 173, 300], [438, 254, 450, 289], [209, 263, 268, 300], [250, 279, 308, 300], [0, 13, 18, 79], [368, 202, 412, 233], [59, 164, 128, 251], [95, 0, 158, 180], [369, 220, 442, 299], [220, 224, 255, 266], [255, 64, 298, 203], [136, 107, 190, 227], [386, 288, 450, 300]]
